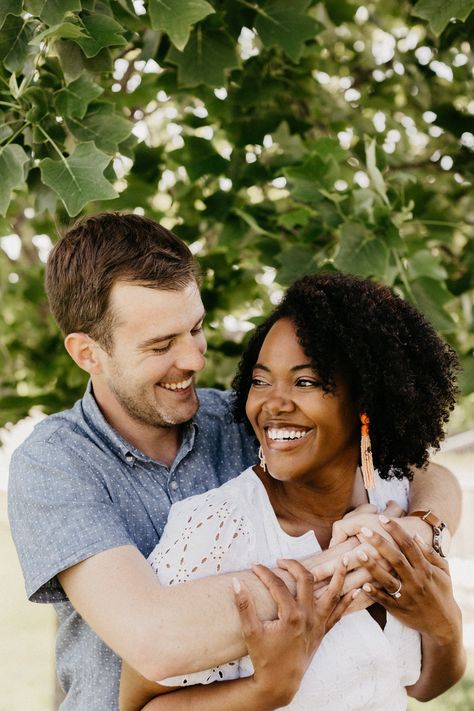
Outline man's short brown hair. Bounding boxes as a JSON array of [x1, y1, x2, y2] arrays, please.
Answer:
[[46, 212, 200, 351]]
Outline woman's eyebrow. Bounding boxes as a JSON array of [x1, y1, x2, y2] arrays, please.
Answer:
[[252, 363, 313, 372]]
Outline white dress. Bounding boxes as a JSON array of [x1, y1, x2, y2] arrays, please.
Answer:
[[148, 467, 421, 710]]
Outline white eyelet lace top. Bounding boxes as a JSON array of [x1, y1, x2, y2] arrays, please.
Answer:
[[148, 467, 421, 710]]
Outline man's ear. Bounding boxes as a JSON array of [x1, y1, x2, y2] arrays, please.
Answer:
[[64, 333, 104, 375]]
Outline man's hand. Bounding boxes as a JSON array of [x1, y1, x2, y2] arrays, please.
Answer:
[[232, 558, 352, 707], [329, 500, 405, 547]]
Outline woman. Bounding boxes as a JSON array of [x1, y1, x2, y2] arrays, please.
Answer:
[[121, 273, 465, 710]]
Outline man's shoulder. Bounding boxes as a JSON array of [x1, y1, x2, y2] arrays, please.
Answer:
[[195, 388, 235, 424], [9, 398, 97, 477]]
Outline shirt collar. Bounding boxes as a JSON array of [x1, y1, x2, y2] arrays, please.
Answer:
[[81, 381, 197, 467]]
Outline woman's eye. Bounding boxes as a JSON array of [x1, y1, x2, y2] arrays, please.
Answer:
[[251, 377, 268, 387], [191, 326, 203, 335], [296, 378, 320, 388]]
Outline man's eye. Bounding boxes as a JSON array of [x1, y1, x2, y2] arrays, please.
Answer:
[[152, 343, 171, 353]]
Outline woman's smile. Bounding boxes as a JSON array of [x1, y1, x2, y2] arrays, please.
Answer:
[[246, 318, 360, 484]]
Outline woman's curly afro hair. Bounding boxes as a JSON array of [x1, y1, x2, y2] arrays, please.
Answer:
[[232, 272, 459, 480]]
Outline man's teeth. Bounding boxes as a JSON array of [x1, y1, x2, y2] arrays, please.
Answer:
[[267, 428, 309, 441], [160, 377, 193, 391]]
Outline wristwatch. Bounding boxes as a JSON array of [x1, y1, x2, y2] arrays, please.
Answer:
[[410, 510, 451, 557]]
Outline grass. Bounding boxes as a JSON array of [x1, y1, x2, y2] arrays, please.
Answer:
[[408, 658, 474, 710], [0, 491, 56, 711]]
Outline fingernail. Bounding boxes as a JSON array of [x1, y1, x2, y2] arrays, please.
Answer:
[[414, 533, 428, 547], [362, 583, 372, 593], [361, 526, 373, 537], [342, 554, 349, 566], [232, 577, 241, 594], [379, 514, 390, 524], [357, 550, 368, 562], [352, 588, 361, 599]]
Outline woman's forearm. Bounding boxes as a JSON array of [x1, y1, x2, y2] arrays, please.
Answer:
[[141, 677, 292, 711], [406, 611, 466, 701]]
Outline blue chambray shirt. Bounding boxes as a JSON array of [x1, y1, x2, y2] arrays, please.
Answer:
[[8, 384, 257, 711]]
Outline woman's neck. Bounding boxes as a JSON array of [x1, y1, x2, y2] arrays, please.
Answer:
[[257, 462, 362, 549]]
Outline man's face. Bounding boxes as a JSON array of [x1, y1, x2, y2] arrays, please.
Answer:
[[94, 280, 207, 430]]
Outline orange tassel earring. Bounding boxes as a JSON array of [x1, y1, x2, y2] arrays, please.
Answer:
[[360, 413, 375, 490]]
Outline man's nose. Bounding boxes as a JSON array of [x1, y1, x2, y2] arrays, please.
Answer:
[[175, 335, 206, 373]]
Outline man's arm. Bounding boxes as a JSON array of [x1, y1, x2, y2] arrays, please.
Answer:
[[58, 540, 359, 681], [406, 461, 462, 536], [328, 461, 461, 551]]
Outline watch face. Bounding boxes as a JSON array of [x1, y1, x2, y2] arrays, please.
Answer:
[[435, 525, 451, 557]]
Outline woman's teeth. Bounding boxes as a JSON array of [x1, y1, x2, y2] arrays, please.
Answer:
[[267, 428, 309, 441]]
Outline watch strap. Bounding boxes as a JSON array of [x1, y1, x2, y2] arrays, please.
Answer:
[[410, 509, 444, 530]]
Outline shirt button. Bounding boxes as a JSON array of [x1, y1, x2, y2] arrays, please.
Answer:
[[170, 480, 178, 491], [125, 454, 135, 464]]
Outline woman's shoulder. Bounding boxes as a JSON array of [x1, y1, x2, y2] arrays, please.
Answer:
[[369, 470, 410, 511], [167, 467, 260, 523]]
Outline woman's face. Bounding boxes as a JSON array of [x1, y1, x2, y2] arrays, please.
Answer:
[[245, 318, 360, 484]]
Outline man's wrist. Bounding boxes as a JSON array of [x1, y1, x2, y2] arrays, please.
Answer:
[[401, 515, 433, 545]]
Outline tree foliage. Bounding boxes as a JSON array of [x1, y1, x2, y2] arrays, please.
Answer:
[[1, 0, 474, 427]]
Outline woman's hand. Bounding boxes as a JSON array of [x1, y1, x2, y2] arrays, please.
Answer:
[[356, 516, 462, 643], [232, 557, 352, 707]]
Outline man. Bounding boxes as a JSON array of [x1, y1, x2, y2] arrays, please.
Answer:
[[8, 213, 461, 709]]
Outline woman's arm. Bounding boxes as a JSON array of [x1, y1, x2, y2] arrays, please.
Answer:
[[120, 560, 353, 711], [356, 518, 466, 700]]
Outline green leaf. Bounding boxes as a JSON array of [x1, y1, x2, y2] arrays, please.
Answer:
[[334, 223, 389, 277], [54, 73, 104, 119], [65, 104, 132, 153], [73, 13, 127, 58], [277, 207, 314, 229], [255, 0, 318, 62], [149, 0, 215, 51], [39, 142, 118, 216], [409, 277, 456, 333], [0, 0, 22, 29], [0, 15, 38, 73], [412, 0, 474, 35], [276, 244, 317, 285], [458, 353, 474, 396], [55, 38, 113, 82], [30, 21, 86, 45], [284, 153, 339, 202], [167, 28, 240, 87], [171, 136, 228, 180], [0, 144, 29, 216], [365, 138, 389, 206], [26, 0, 82, 26], [407, 249, 448, 281], [271, 122, 306, 162]]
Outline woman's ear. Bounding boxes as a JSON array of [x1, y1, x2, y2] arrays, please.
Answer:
[[64, 332, 104, 375]]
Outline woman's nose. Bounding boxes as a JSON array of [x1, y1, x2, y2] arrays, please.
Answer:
[[262, 391, 295, 415]]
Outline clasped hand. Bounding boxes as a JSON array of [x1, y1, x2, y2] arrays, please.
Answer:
[[232, 558, 352, 707]]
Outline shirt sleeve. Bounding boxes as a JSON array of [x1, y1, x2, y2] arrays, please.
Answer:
[[8, 436, 135, 603], [147, 485, 257, 686]]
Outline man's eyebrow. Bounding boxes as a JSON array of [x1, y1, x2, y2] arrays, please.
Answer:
[[252, 363, 313, 372], [137, 312, 206, 350]]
